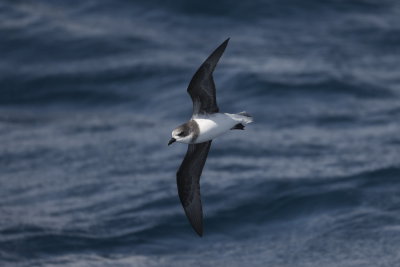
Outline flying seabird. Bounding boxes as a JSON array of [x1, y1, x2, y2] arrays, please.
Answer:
[[168, 38, 253, 236]]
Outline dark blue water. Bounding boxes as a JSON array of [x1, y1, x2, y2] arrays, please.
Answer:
[[1, 0, 400, 266]]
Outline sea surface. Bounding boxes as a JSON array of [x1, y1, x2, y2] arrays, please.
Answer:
[[1, 1, 400, 266]]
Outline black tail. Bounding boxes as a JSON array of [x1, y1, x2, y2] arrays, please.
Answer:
[[231, 123, 245, 130]]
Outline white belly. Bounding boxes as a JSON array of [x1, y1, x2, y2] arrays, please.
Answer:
[[193, 113, 237, 143]]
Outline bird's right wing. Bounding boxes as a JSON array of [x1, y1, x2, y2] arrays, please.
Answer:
[[187, 38, 229, 116], [176, 141, 212, 236]]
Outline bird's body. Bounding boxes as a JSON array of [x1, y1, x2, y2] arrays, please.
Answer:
[[168, 38, 253, 236], [179, 113, 253, 144]]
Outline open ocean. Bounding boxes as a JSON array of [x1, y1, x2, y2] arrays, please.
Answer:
[[1, 0, 400, 266]]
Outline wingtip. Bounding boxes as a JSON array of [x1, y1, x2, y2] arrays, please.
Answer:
[[214, 38, 230, 54], [185, 209, 204, 237], [183, 212, 203, 237], [182, 203, 204, 237], [192, 221, 203, 237], [222, 37, 230, 47], [196, 229, 203, 237]]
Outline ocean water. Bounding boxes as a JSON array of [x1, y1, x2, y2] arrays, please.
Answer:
[[1, 0, 400, 266]]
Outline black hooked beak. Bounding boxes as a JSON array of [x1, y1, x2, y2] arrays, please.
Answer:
[[168, 138, 176, 146]]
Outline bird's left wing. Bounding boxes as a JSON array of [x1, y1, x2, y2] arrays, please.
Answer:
[[176, 141, 212, 236], [187, 38, 229, 116]]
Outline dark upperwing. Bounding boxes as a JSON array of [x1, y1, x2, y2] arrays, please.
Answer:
[[176, 141, 212, 236], [187, 38, 229, 116]]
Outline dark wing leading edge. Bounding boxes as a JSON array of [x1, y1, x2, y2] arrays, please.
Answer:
[[176, 141, 212, 236], [187, 38, 229, 115]]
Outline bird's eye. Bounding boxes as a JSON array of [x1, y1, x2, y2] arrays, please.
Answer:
[[178, 131, 184, 136]]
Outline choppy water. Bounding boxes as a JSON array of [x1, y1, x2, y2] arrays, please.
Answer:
[[1, 0, 400, 266]]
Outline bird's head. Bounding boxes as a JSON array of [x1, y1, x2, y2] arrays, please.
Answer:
[[168, 123, 193, 145]]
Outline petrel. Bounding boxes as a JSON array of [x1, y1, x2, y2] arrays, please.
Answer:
[[168, 38, 253, 236]]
